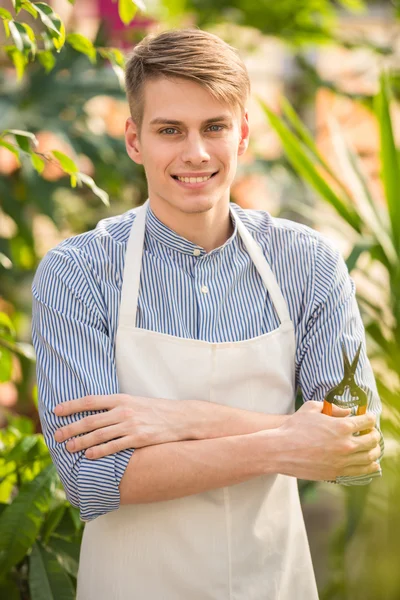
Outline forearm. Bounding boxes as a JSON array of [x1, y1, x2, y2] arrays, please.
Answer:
[[182, 399, 290, 440], [119, 430, 274, 505]]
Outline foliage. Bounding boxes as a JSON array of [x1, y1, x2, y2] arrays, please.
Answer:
[[0, 4, 147, 594], [1, 0, 399, 598], [259, 73, 400, 427], [260, 72, 400, 598], [0, 415, 83, 598]]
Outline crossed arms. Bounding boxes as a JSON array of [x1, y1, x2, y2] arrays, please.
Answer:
[[32, 246, 383, 522], [52, 393, 381, 510]]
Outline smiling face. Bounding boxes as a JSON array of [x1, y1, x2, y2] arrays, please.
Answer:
[[125, 77, 249, 223]]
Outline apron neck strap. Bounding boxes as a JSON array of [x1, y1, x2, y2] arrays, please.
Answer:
[[119, 199, 291, 327]]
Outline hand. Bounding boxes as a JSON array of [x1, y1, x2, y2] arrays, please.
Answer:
[[53, 394, 192, 459], [273, 401, 381, 481]]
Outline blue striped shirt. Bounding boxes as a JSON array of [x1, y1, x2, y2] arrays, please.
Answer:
[[31, 202, 384, 522]]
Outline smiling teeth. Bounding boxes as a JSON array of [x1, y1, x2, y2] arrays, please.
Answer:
[[176, 175, 212, 183]]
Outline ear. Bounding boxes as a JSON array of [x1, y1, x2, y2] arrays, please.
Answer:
[[238, 110, 249, 156], [125, 117, 143, 165]]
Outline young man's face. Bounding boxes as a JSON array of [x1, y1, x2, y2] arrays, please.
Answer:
[[125, 77, 249, 217]]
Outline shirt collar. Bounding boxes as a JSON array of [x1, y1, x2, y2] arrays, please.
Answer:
[[145, 203, 238, 256]]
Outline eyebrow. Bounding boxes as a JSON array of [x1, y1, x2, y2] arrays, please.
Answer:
[[149, 115, 233, 127]]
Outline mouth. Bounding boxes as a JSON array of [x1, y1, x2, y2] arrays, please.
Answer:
[[171, 171, 218, 189]]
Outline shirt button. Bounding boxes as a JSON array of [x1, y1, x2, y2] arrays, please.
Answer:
[[201, 285, 209, 294], [193, 249, 201, 256]]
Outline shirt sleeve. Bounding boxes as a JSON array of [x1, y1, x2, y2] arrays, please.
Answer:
[[296, 237, 384, 485], [31, 246, 134, 522]]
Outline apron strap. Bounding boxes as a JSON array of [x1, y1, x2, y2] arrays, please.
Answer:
[[118, 199, 291, 327], [232, 211, 291, 325], [118, 199, 148, 328]]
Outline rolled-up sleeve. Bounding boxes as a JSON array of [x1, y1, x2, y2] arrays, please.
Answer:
[[296, 237, 384, 485], [31, 247, 134, 521]]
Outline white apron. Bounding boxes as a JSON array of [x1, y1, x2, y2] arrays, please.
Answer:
[[77, 200, 319, 600]]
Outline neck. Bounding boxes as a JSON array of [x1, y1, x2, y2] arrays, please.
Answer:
[[149, 198, 234, 253]]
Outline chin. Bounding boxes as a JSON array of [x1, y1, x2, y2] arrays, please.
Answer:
[[176, 196, 218, 214]]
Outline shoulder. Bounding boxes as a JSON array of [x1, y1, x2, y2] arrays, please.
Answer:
[[55, 206, 139, 254], [230, 203, 341, 265], [32, 206, 140, 300]]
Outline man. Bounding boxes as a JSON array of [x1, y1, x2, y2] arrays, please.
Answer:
[[32, 28, 383, 600]]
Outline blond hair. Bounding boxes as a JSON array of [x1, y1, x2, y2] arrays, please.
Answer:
[[125, 28, 251, 135]]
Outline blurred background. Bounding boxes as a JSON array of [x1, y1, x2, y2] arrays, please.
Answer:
[[1, 0, 400, 598]]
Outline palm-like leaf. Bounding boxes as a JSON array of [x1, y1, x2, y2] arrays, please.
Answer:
[[0, 464, 58, 576], [29, 541, 75, 600]]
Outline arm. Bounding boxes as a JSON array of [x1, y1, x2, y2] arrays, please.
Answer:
[[32, 245, 288, 522], [297, 237, 384, 484], [31, 246, 134, 522], [119, 402, 379, 504]]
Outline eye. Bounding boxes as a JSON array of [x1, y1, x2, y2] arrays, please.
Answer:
[[208, 125, 224, 132], [160, 128, 179, 135]]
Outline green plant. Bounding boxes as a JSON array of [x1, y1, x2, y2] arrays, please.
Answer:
[[259, 71, 400, 598], [0, 414, 83, 598]]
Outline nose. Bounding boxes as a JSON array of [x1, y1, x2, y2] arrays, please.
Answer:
[[180, 132, 211, 164]]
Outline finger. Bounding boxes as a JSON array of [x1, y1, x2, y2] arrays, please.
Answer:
[[346, 445, 382, 467], [348, 412, 376, 434], [66, 424, 124, 453], [351, 429, 381, 453], [53, 395, 117, 417], [85, 437, 133, 460], [54, 410, 120, 442], [330, 404, 352, 418], [339, 462, 381, 477]]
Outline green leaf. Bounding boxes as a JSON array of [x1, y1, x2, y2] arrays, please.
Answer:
[[8, 20, 25, 52], [0, 313, 16, 337], [98, 47, 125, 86], [98, 47, 125, 68], [327, 117, 397, 266], [15, 134, 31, 153], [47, 537, 79, 578], [66, 33, 96, 63], [41, 505, 66, 545], [0, 140, 20, 165], [2, 18, 10, 38], [4, 129, 38, 147], [29, 541, 75, 600], [32, 384, 38, 410], [21, 0, 38, 18], [8, 21, 36, 57], [51, 150, 78, 176], [5, 47, 27, 80], [53, 507, 79, 539], [281, 97, 355, 201], [0, 313, 15, 382], [31, 152, 45, 173], [345, 240, 375, 273], [0, 8, 12, 20], [0, 346, 12, 383], [77, 172, 110, 206], [375, 72, 400, 254], [0, 574, 19, 600], [0, 464, 58, 576], [34, 3, 61, 35], [259, 98, 362, 232], [34, 3, 65, 51], [118, 0, 138, 25], [11, 0, 23, 15], [37, 49, 56, 72], [52, 20, 65, 51], [7, 414, 35, 435], [2, 436, 39, 462]]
